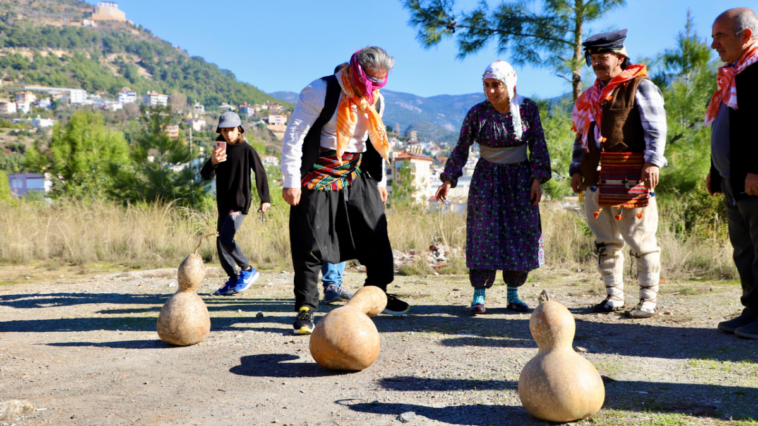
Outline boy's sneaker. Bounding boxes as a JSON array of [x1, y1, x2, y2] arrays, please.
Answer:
[[323, 285, 353, 304], [213, 276, 238, 296], [382, 294, 410, 315], [293, 307, 315, 335], [235, 267, 260, 293]]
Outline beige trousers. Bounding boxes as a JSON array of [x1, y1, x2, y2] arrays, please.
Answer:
[[583, 189, 661, 304]]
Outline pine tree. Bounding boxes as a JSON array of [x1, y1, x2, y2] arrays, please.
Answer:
[[404, 0, 626, 100]]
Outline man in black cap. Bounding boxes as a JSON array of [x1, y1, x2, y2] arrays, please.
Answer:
[[569, 30, 668, 318]]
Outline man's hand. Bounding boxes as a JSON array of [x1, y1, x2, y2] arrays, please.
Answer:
[[435, 181, 452, 202], [641, 162, 659, 190], [260, 203, 271, 214], [530, 179, 543, 206], [706, 172, 722, 196], [377, 187, 388, 204], [211, 146, 227, 165], [746, 173, 758, 196], [571, 173, 583, 194], [282, 188, 301, 206]]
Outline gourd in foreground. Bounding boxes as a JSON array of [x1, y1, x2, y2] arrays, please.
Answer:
[[518, 299, 605, 422], [310, 286, 387, 371], [157, 233, 216, 346]]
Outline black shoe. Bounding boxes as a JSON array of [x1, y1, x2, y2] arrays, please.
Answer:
[[293, 307, 314, 335], [591, 297, 625, 313], [382, 294, 410, 315], [719, 314, 758, 334], [506, 301, 531, 312], [735, 319, 758, 339]]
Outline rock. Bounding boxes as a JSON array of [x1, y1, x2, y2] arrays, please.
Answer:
[[574, 346, 588, 353], [256, 312, 264, 318], [399, 411, 416, 423], [0, 399, 34, 421]]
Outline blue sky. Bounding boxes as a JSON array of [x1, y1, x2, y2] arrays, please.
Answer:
[[96, 0, 743, 99]]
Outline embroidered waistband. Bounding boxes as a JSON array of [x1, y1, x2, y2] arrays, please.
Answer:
[[301, 148, 362, 191]]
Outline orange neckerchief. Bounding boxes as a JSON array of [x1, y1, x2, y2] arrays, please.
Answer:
[[705, 43, 758, 126], [335, 69, 389, 165], [572, 64, 648, 152]]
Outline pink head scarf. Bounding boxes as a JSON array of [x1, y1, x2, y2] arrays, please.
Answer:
[[350, 49, 388, 105]]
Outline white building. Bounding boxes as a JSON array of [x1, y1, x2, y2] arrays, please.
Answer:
[[261, 155, 279, 167], [35, 98, 52, 109], [16, 102, 31, 114], [392, 151, 434, 204], [268, 114, 287, 125], [118, 88, 137, 104], [184, 118, 206, 132], [142, 91, 168, 107], [0, 101, 17, 114], [219, 103, 235, 112], [193, 101, 205, 114], [24, 86, 88, 104], [32, 116, 55, 128]]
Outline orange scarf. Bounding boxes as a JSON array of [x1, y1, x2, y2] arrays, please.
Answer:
[[572, 64, 648, 152], [704, 43, 758, 126], [335, 69, 390, 164]]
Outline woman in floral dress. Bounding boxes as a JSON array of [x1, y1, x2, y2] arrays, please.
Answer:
[[436, 61, 551, 314]]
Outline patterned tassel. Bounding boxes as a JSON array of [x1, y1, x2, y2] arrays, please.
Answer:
[[636, 208, 645, 220], [615, 209, 623, 221], [594, 208, 602, 219]]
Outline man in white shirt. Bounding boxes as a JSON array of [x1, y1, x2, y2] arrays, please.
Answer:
[[281, 47, 410, 335]]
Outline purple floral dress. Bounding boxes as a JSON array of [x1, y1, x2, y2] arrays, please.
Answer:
[[440, 99, 551, 272]]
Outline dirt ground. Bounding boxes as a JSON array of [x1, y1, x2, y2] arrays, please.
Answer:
[[1, 264, 757, 426]]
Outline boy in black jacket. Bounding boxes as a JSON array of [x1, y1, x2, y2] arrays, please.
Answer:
[[201, 112, 270, 296]]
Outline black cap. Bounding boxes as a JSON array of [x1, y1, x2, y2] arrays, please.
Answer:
[[582, 29, 628, 66]]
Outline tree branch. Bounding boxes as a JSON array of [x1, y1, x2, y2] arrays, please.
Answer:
[[453, 24, 573, 46]]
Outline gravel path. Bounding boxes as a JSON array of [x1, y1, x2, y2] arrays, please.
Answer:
[[0, 265, 756, 425]]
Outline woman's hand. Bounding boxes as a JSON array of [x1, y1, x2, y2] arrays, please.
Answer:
[[282, 188, 301, 206], [211, 146, 227, 165], [435, 181, 452, 202], [530, 179, 543, 206], [377, 187, 388, 204], [260, 203, 271, 214], [571, 173, 583, 194]]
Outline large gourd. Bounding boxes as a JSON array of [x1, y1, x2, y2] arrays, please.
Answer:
[[518, 300, 605, 422], [309, 286, 387, 371], [157, 233, 216, 346]]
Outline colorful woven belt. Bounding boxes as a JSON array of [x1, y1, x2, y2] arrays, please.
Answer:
[[301, 148, 362, 191]]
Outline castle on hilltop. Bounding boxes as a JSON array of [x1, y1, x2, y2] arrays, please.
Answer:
[[91, 2, 126, 22]]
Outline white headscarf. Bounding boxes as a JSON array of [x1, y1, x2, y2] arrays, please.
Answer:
[[483, 60, 524, 140]]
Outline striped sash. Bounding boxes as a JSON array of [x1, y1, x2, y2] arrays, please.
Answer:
[[301, 148, 362, 191], [597, 152, 650, 209]]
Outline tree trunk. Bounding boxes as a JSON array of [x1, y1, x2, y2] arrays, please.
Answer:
[[572, 0, 585, 102]]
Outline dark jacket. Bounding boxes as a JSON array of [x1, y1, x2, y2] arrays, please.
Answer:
[[200, 137, 270, 215], [299, 75, 384, 183], [710, 61, 758, 201]]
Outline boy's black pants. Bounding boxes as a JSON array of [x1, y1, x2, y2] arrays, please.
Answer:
[[289, 172, 394, 312], [217, 211, 249, 279]]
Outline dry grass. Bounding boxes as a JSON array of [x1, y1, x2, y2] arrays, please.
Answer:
[[0, 198, 737, 280]]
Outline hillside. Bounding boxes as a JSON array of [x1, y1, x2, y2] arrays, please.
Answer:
[[0, 0, 287, 108]]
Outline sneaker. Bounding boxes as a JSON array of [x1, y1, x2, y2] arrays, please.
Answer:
[[735, 319, 758, 339], [591, 296, 625, 313], [293, 307, 315, 335], [323, 285, 353, 304], [213, 276, 238, 296], [718, 313, 758, 334], [470, 304, 486, 315], [235, 267, 260, 293], [382, 294, 410, 315]]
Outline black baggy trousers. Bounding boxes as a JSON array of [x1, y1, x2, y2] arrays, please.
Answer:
[[289, 172, 394, 312]]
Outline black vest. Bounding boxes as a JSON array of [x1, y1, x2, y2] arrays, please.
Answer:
[[299, 75, 384, 183]]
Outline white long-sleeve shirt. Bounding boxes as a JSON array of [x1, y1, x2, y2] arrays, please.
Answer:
[[280, 77, 386, 188]]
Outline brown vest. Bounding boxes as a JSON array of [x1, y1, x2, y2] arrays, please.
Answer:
[[580, 76, 648, 187]]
